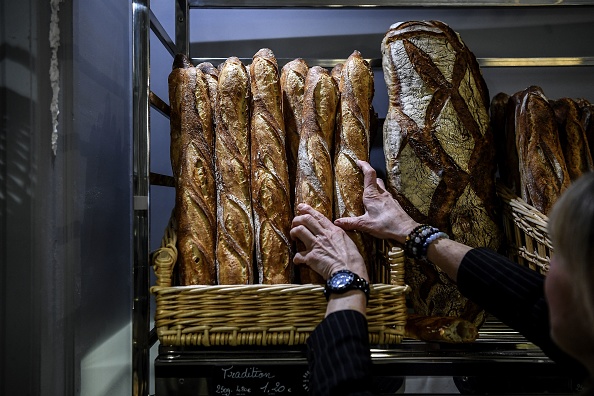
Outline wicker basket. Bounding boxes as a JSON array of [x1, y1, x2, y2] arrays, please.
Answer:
[[497, 182, 552, 275], [151, 216, 409, 347]]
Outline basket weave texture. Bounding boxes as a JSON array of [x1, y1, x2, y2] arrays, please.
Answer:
[[151, 217, 409, 347], [497, 182, 552, 275]]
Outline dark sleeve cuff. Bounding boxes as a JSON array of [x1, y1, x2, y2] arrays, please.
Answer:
[[306, 310, 374, 396], [458, 248, 587, 380]]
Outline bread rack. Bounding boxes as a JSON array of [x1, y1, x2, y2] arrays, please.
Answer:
[[132, 1, 594, 394]]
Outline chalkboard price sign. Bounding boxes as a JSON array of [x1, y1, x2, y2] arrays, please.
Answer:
[[211, 364, 309, 396]]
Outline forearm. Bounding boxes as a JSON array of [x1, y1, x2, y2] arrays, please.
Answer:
[[325, 290, 367, 317], [389, 220, 470, 283], [425, 237, 472, 282]]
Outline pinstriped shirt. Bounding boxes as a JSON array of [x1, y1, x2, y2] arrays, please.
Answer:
[[458, 248, 587, 380], [306, 309, 374, 396], [306, 248, 588, 395]]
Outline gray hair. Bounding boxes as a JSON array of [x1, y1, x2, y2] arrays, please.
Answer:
[[548, 171, 594, 312]]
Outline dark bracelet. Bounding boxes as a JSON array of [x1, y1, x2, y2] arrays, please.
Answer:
[[404, 224, 449, 260]]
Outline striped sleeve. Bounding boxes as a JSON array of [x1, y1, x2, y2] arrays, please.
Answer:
[[458, 248, 587, 380], [306, 310, 375, 396]]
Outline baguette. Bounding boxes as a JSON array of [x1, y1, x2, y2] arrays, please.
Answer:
[[169, 56, 217, 285], [295, 66, 340, 284], [250, 48, 293, 284], [168, 54, 194, 180], [551, 97, 594, 181], [331, 63, 343, 87], [215, 57, 254, 284], [196, 61, 219, 130], [515, 86, 571, 214], [333, 51, 374, 271], [281, 58, 309, 210]]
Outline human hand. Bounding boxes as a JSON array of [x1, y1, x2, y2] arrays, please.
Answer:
[[290, 203, 368, 281], [333, 160, 419, 245]]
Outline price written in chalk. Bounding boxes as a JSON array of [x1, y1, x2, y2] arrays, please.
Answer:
[[260, 382, 292, 394], [214, 366, 295, 395]]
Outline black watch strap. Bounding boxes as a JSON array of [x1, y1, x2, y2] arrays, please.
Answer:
[[323, 270, 370, 303]]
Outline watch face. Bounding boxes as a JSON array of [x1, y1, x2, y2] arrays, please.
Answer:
[[329, 271, 355, 290]]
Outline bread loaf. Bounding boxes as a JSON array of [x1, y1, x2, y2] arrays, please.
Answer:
[[249, 49, 293, 284], [578, 99, 594, 160], [168, 55, 217, 285], [295, 66, 340, 284], [331, 63, 343, 87], [281, 58, 309, 209], [215, 57, 254, 284], [515, 86, 571, 214], [197, 62, 219, 129], [333, 51, 374, 271], [382, 21, 501, 327], [551, 97, 594, 182], [405, 314, 478, 343], [168, 54, 194, 180]]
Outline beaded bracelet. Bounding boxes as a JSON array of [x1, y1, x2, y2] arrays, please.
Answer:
[[404, 224, 449, 260]]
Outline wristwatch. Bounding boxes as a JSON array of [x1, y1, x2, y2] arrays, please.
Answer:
[[324, 269, 370, 303]]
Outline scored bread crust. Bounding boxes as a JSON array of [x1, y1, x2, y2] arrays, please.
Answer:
[[295, 66, 340, 284], [382, 20, 501, 326], [215, 57, 254, 284], [250, 48, 293, 284], [551, 97, 594, 182], [515, 86, 571, 215], [169, 55, 217, 285], [168, 54, 194, 180], [281, 58, 309, 210], [333, 51, 375, 271], [197, 61, 219, 131]]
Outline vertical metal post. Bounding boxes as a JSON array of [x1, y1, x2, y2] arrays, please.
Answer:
[[132, 0, 150, 395], [176, 0, 190, 57]]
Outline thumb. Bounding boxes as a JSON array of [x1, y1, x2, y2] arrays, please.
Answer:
[[334, 215, 364, 231], [376, 177, 387, 192]]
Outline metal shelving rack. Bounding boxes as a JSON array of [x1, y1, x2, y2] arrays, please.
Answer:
[[132, 1, 594, 395]]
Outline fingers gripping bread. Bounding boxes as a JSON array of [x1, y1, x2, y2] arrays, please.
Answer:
[[295, 66, 340, 284], [333, 51, 375, 272]]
